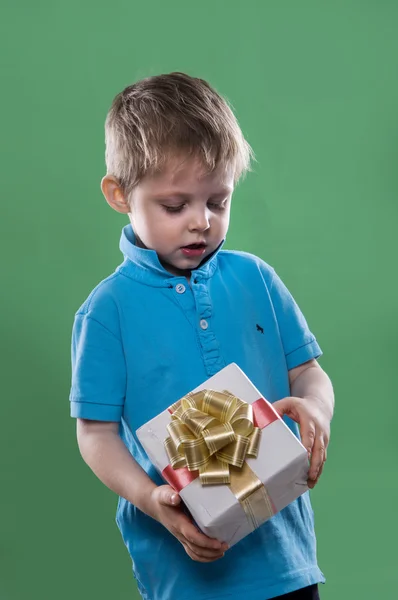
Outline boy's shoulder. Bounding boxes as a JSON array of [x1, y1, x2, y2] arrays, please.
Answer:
[[74, 267, 128, 323], [218, 248, 276, 284]]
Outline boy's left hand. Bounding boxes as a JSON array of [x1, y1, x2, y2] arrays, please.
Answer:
[[272, 396, 331, 488]]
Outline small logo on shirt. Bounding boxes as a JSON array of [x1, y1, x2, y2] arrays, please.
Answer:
[[256, 324, 264, 334]]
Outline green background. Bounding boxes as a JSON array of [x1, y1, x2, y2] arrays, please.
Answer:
[[1, 1, 397, 598]]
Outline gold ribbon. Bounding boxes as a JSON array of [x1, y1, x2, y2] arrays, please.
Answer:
[[164, 389, 274, 529]]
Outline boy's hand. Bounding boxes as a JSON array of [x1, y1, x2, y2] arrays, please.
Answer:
[[150, 485, 229, 562], [272, 396, 331, 488]]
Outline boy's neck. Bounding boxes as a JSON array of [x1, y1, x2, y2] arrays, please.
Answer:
[[134, 233, 192, 282]]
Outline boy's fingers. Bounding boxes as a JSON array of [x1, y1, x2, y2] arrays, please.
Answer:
[[180, 523, 226, 551], [308, 461, 325, 488], [316, 461, 325, 480], [300, 420, 316, 457], [272, 397, 290, 417], [308, 434, 326, 481], [184, 540, 226, 559], [183, 543, 224, 563], [156, 486, 181, 506]]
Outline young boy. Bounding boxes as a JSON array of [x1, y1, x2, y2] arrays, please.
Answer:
[[70, 72, 334, 600]]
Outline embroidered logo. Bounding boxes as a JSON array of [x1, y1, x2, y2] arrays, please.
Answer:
[[256, 324, 264, 334]]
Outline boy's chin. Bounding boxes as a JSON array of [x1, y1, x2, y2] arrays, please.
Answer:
[[160, 256, 203, 277], [158, 258, 191, 277]]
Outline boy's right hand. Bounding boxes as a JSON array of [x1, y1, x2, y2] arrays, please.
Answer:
[[150, 485, 229, 562]]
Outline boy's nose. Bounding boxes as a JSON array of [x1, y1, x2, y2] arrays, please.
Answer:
[[189, 210, 210, 232]]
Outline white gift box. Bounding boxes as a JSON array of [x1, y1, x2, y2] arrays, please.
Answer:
[[136, 363, 309, 547]]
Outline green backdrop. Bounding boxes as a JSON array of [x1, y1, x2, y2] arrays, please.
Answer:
[[1, 1, 397, 599]]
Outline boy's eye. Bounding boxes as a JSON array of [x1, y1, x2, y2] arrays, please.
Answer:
[[162, 204, 185, 213], [208, 201, 226, 210], [161, 200, 227, 213]]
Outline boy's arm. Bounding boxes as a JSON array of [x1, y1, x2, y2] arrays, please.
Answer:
[[77, 419, 159, 518], [273, 359, 334, 488], [76, 419, 228, 562], [288, 358, 334, 420]]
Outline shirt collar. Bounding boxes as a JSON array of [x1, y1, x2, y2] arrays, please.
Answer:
[[118, 224, 224, 286]]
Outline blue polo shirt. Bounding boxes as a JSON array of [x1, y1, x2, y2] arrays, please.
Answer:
[[70, 224, 325, 600]]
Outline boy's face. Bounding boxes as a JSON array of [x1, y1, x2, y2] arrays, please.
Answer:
[[127, 155, 235, 278]]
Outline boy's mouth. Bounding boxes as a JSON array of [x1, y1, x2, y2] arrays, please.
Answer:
[[180, 243, 207, 257]]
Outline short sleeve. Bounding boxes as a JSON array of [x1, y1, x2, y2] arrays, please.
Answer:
[[69, 313, 126, 421], [268, 269, 323, 370]]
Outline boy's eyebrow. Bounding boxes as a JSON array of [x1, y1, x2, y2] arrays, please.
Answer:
[[155, 187, 233, 200]]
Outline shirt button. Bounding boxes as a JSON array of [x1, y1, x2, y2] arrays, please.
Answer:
[[175, 283, 186, 294], [200, 319, 209, 330]]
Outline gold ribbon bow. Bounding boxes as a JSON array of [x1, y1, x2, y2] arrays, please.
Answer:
[[164, 389, 274, 528]]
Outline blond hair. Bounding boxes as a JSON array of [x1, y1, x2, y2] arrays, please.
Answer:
[[104, 72, 254, 195]]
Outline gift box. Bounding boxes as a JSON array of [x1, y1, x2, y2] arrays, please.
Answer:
[[136, 363, 309, 547]]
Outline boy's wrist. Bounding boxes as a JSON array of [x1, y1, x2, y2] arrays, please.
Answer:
[[133, 483, 162, 521], [302, 394, 333, 422]]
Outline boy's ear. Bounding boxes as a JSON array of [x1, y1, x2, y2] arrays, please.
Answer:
[[101, 175, 130, 214]]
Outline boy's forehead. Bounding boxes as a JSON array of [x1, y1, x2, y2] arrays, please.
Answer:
[[144, 154, 235, 195]]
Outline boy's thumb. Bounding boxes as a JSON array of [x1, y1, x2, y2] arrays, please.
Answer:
[[272, 397, 291, 417], [158, 486, 180, 506]]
